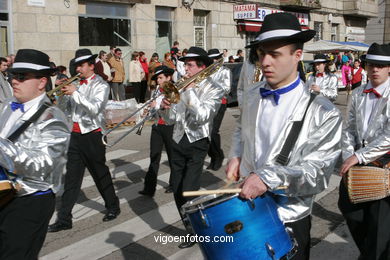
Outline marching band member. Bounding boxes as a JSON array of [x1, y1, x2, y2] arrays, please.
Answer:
[[339, 43, 390, 260], [49, 49, 120, 233], [306, 53, 338, 102], [206, 48, 230, 171], [0, 49, 71, 259], [160, 46, 230, 248], [226, 13, 342, 259], [139, 65, 175, 196]]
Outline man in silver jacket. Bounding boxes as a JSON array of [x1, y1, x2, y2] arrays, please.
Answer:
[[226, 13, 342, 259], [161, 46, 230, 248], [0, 49, 71, 259], [306, 53, 338, 102], [339, 43, 390, 260], [49, 49, 120, 233]]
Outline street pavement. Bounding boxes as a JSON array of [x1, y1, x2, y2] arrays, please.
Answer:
[[40, 91, 360, 260]]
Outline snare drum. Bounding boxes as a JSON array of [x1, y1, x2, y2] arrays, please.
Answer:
[[182, 193, 297, 260]]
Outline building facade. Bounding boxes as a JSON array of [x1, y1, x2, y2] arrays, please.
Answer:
[[0, 0, 378, 78], [365, 0, 390, 44]]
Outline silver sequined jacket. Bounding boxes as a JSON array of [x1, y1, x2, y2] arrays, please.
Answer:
[[161, 66, 231, 143], [342, 81, 390, 163], [58, 74, 109, 134], [306, 73, 338, 102], [229, 81, 342, 222], [0, 95, 71, 196]]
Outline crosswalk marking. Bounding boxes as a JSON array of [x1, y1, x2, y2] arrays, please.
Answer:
[[105, 149, 138, 161]]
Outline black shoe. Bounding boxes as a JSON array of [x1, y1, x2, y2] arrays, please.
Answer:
[[164, 186, 173, 193], [178, 240, 197, 249], [138, 190, 155, 197], [47, 221, 72, 233], [207, 160, 215, 170], [103, 209, 121, 222], [211, 157, 224, 171]]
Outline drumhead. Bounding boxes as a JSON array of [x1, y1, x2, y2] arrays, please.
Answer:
[[182, 193, 239, 214]]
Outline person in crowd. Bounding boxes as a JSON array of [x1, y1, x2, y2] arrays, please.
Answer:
[[176, 50, 186, 80], [106, 45, 116, 61], [48, 49, 120, 233], [108, 48, 126, 100], [228, 55, 235, 63], [235, 49, 244, 62], [129, 51, 145, 103], [351, 59, 367, 90], [6, 54, 15, 85], [139, 51, 149, 103], [0, 57, 12, 104], [206, 48, 231, 171], [95, 50, 113, 83], [54, 65, 69, 88], [160, 46, 230, 249], [226, 13, 342, 260], [339, 43, 390, 260], [170, 41, 180, 64], [148, 53, 162, 91], [223, 49, 229, 63], [139, 65, 175, 196], [162, 52, 176, 71], [0, 49, 70, 259], [341, 56, 352, 91], [306, 53, 338, 102]]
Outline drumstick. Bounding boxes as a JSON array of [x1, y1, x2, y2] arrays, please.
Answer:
[[183, 186, 287, 197]]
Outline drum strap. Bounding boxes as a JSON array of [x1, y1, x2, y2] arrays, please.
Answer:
[[276, 93, 316, 166], [7, 103, 51, 142]]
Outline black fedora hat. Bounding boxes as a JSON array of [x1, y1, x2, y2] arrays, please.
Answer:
[[9, 49, 56, 75], [361, 43, 390, 65], [246, 12, 316, 48], [310, 53, 329, 64], [73, 48, 98, 65], [208, 48, 223, 59], [151, 65, 175, 81], [179, 46, 213, 66]]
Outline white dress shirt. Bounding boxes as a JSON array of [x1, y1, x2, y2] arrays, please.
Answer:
[[255, 76, 304, 169], [0, 93, 46, 138]]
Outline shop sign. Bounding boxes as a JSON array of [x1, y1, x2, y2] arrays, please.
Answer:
[[28, 0, 45, 7], [257, 8, 308, 26], [233, 4, 257, 19]]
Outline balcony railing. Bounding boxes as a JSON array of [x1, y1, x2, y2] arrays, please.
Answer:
[[279, 0, 321, 10]]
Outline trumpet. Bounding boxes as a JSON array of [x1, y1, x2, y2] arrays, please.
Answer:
[[47, 73, 81, 98], [102, 58, 224, 147]]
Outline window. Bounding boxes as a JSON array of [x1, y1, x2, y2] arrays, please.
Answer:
[[331, 24, 338, 42], [0, 0, 7, 13], [193, 10, 208, 49], [156, 6, 173, 59], [313, 21, 323, 41], [79, 2, 131, 46]]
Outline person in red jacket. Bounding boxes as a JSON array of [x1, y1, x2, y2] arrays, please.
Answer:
[[351, 59, 367, 90]]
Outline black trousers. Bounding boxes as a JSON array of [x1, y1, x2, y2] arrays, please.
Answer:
[[143, 124, 174, 193], [285, 215, 312, 260], [208, 103, 226, 162], [338, 181, 390, 260], [58, 132, 119, 224], [171, 135, 209, 222], [132, 82, 142, 103], [140, 80, 148, 103], [0, 193, 55, 260]]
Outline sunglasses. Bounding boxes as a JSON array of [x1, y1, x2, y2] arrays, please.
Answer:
[[13, 73, 43, 81]]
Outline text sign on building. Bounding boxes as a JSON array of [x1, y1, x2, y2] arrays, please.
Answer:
[[257, 8, 308, 26], [28, 0, 45, 7], [233, 4, 257, 20]]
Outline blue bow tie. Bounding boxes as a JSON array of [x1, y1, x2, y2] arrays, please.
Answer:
[[10, 102, 25, 113], [259, 77, 301, 105]]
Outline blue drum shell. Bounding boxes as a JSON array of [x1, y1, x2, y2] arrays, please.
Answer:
[[185, 194, 293, 260]]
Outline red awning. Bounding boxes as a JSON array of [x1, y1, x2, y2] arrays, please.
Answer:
[[236, 20, 310, 33]]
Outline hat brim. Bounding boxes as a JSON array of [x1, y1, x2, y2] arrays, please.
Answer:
[[8, 67, 57, 76], [361, 55, 390, 65], [208, 53, 223, 59], [179, 55, 213, 66], [245, 30, 316, 48], [310, 59, 329, 64], [151, 68, 175, 81], [74, 54, 98, 65]]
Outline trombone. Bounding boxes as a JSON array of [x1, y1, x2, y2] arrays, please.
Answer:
[[47, 73, 81, 98], [102, 58, 224, 147]]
